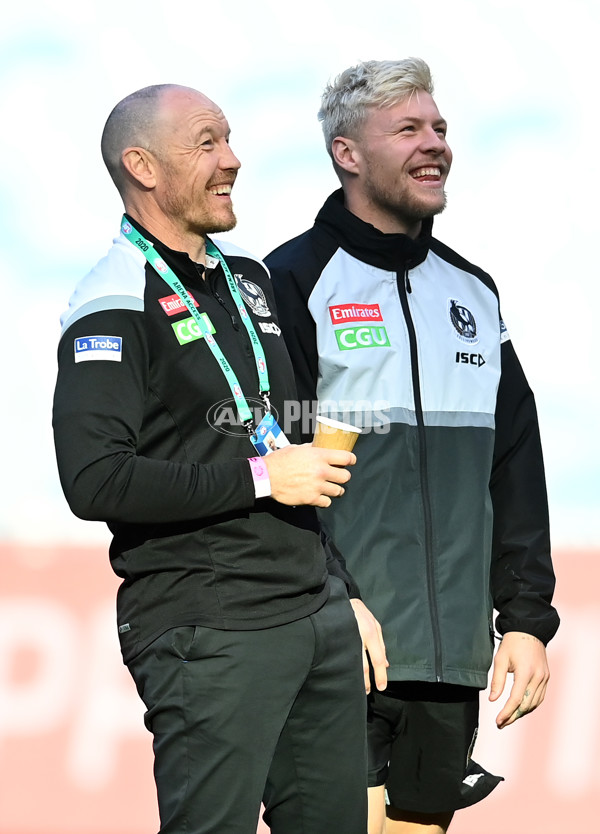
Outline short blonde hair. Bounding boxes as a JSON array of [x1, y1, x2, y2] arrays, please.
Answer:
[[318, 58, 434, 160]]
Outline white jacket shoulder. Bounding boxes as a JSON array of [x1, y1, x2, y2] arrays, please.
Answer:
[[60, 234, 147, 332]]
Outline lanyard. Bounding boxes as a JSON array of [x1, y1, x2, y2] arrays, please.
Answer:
[[121, 216, 271, 431]]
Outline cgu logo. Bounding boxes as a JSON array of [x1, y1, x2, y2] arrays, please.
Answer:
[[335, 326, 390, 351], [172, 314, 216, 345], [455, 351, 486, 367]]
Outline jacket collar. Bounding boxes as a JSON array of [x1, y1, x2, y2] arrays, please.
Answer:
[[315, 189, 432, 272], [124, 214, 207, 284]]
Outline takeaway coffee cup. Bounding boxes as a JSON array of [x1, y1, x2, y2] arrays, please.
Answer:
[[312, 415, 362, 452]]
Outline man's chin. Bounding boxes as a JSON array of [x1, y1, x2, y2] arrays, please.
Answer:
[[407, 199, 447, 225], [205, 214, 238, 234], [427, 192, 447, 217]]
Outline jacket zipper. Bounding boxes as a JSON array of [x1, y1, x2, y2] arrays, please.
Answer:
[[207, 266, 240, 332], [397, 266, 443, 681]]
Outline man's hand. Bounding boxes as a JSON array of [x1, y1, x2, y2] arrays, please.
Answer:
[[349, 598, 389, 693], [489, 631, 550, 729], [264, 443, 355, 508]]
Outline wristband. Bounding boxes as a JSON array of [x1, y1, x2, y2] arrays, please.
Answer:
[[248, 456, 272, 499]]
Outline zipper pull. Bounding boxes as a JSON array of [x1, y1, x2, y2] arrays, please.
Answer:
[[405, 272, 412, 293], [214, 289, 239, 330]]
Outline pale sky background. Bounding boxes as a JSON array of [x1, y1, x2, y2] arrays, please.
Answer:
[[1, 0, 597, 548]]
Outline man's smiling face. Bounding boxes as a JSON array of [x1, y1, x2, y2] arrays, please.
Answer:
[[351, 90, 452, 236], [152, 88, 241, 237]]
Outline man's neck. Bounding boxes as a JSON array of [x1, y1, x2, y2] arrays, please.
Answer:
[[343, 192, 421, 239], [125, 208, 207, 264]]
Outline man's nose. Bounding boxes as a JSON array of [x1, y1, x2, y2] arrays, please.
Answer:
[[421, 127, 448, 153], [220, 142, 241, 170]]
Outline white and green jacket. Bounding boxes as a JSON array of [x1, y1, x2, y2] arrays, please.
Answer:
[[266, 189, 559, 688]]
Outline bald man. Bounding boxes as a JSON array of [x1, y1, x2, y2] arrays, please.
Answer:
[[53, 84, 368, 834]]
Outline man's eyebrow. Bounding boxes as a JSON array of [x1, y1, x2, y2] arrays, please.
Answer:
[[194, 125, 231, 141], [202, 121, 232, 135], [393, 116, 448, 128]]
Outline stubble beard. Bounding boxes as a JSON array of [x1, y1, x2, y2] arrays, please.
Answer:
[[162, 178, 238, 236], [370, 180, 448, 229], [200, 211, 237, 235], [362, 156, 449, 231]]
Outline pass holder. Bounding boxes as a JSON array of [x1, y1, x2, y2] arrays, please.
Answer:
[[249, 412, 290, 456]]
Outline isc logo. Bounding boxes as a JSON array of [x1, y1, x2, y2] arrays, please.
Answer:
[[455, 351, 486, 367]]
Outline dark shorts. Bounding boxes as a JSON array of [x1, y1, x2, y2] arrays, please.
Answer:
[[367, 681, 503, 814]]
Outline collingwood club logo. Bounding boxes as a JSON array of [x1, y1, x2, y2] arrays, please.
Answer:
[[235, 276, 271, 317], [448, 299, 479, 345]]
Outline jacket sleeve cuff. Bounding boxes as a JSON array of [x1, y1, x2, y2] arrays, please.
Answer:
[[494, 611, 560, 646]]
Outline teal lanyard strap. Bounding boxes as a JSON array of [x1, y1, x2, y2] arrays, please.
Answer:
[[205, 240, 271, 409], [121, 217, 270, 430]]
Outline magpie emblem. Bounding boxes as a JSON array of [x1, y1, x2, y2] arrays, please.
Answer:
[[235, 276, 271, 317], [448, 299, 479, 345]]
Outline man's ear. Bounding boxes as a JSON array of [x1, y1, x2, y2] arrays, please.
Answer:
[[121, 147, 157, 189], [331, 136, 361, 175]]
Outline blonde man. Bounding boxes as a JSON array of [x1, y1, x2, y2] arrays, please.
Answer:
[[266, 58, 559, 834]]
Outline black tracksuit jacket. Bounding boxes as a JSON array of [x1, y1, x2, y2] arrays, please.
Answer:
[[265, 190, 559, 687], [53, 222, 331, 664]]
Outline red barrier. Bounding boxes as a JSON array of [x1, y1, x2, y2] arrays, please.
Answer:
[[0, 544, 593, 834]]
